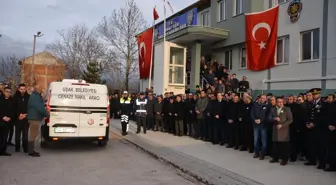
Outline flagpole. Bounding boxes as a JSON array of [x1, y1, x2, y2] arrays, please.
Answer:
[[163, 2, 166, 42], [148, 20, 155, 89]]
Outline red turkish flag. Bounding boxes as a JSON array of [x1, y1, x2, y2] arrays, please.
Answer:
[[137, 28, 154, 79], [153, 7, 159, 20], [245, 6, 279, 71]]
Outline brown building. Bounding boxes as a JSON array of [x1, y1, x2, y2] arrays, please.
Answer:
[[21, 52, 66, 94]]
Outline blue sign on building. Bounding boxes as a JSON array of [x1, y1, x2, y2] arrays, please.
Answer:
[[154, 8, 198, 40]]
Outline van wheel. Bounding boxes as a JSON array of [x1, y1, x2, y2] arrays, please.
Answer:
[[98, 140, 108, 147]]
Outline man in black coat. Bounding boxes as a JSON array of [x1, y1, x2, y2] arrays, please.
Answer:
[[185, 93, 196, 136], [212, 93, 226, 145], [174, 95, 185, 136], [164, 97, 175, 134], [0, 87, 15, 156], [324, 94, 336, 172], [227, 95, 241, 149], [13, 84, 30, 153], [110, 93, 120, 119], [238, 95, 254, 152], [205, 93, 216, 142], [286, 95, 302, 161], [146, 92, 156, 130]]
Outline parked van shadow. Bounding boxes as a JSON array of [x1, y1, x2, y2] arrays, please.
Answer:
[[39, 140, 108, 153]]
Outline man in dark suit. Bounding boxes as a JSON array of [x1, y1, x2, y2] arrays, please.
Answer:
[[13, 83, 30, 153], [0, 87, 15, 156], [269, 97, 293, 166], [324, 94, 336, 171]]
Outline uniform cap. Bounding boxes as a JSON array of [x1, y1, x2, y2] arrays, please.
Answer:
[[308, 88, 321, 95], [123, 91, 128, 94]]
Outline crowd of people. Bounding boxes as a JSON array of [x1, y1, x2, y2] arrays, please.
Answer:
[[199, 56, 250, 94], [111, 87, 336, 172], [0, 83, 48, 157]]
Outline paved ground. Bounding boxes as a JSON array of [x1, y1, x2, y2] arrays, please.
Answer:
[[0, 132, 202, 185], [111, 119, 336, 185]]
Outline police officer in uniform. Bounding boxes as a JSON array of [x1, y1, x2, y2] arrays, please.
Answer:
[[304, 88, 325, 169], [120, 91, 131, 136], [135, 92, 147, 134]]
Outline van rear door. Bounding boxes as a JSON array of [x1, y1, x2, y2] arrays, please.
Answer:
[[49, 82, 83, 137], [77, 84, 108, 137]]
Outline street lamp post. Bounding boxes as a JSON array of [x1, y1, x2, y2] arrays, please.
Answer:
[[30, 31, 43, 87]]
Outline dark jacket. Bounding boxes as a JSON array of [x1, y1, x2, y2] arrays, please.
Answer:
[[174, 101, 185, 120], [212, 100, 226, 120], [13, 91, 30, 120], [227, 101, 241, 122], [164, 102, 175, 117], [251, 102, 271, 127], [0, 96, 15, 127], [231, 78, 239, 91], [110, 97, 121, 110], [323, 102, 336, 127], [185, 98, 196, 120], [239, 101, 253, 125], [205, 99, 216, 117], [154, 100, 164, 119], [27, 91, 48, 121], [238, 80, 249, 92], [146, 98, 156, 117]]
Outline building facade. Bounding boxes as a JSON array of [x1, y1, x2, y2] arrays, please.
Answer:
[[144, 0, 335, 96], [21, 52, 66, 94]]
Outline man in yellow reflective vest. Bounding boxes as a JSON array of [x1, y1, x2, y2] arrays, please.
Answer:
[[120, 91, 132, 135]]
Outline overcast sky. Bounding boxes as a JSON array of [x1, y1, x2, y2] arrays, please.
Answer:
[[0, 0, 197, 54]]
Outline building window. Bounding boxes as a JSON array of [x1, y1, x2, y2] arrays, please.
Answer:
[[224, 50, 232, 70], [276, 36, 289, 64], [301, 29, 320, 61], [169, 47, 185, 85], [201, 11, 210, 26], [234, 0, 243, 16], [269, 0, 288, 8], [240, 48, 247, 69], [218, 0, 226, 22]]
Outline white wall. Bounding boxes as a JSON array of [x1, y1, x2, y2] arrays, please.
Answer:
[[269, 0, 323, 90], [326, 0, 336, 89], [153, 42, 165, 95]]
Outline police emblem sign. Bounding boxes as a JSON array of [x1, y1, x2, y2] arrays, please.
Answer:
[[287, 0, 303, 23]]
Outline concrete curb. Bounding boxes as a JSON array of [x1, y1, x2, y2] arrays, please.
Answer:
[[110, 124, 263, 185]]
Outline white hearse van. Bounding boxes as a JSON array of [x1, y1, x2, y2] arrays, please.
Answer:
[[41, 79, 110, 147]]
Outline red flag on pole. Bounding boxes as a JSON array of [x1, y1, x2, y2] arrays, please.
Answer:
[[245, 6, 279, 71], [153, 7, 159, 20], [137, 28, 154, 79]]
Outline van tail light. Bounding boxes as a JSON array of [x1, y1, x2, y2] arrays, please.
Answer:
[[106, 95, 110, 125], [46, 90, 52, 126], [45, 117, 50, 125], [46, 90, 51, 112]]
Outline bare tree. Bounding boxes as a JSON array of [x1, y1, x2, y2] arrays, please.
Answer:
[[46, 24, 115, 79], [97, 0, 147, 90], [0, 55, 21, 90]]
